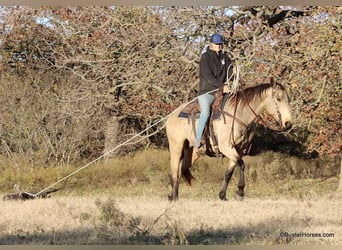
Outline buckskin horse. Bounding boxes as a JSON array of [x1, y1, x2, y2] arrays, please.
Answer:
[[166, 77, 292, 201]]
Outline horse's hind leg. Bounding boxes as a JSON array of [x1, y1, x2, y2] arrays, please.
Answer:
[[168, 141, 184, 201]]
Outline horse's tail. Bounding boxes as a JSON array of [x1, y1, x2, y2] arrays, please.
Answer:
[[181, 140, 196, 186], [182, 164, 195, 186]]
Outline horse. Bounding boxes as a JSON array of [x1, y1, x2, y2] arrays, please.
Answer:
[[166, 77, 292, 201]]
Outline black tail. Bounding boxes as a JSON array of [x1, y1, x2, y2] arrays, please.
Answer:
[[181, 140, 196, 186]]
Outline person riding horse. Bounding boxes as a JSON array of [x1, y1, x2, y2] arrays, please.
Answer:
[[196, 33, 235, 155], [166, 77, 293, 201]]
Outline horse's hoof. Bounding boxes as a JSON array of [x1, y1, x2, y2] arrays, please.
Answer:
[[218, 191, 228, 201], [234, 191, 244, 201], [168, 194, 177, 202]]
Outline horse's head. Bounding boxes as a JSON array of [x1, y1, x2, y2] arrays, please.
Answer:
[[265, 77, 292, 130]]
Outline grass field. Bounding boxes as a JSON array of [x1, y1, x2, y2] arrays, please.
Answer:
[[1, 194, 341, 245], [0, 149, 341, 245]]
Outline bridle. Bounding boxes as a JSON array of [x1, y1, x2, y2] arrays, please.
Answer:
[[271, 88, 283, 127], [243, 85, 285, 129], [225, 84, 285, 148]]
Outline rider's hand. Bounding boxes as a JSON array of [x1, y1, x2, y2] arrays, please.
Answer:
[[223, 85, 229, 93], [232, 65, 237, 75]]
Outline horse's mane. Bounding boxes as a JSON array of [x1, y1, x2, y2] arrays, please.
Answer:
[[228, 82, 285, 108]]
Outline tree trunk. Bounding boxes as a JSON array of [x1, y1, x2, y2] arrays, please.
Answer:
[[104, 116, 120, 159], [338, 159, 342, 192]]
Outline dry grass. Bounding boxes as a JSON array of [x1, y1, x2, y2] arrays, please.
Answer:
[[0, 149, 341, 245], [0, 194, 341, 245]]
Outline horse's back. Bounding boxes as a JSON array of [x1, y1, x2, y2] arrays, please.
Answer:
[[166, 103, 188, 126], [166, 103, 194, 145]]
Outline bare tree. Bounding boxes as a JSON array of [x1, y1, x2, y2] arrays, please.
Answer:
[[0, 6, 340, 166]]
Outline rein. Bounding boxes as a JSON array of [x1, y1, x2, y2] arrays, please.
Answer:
[[222, 84, 284, 148], [241, 90, 268, 127], [241, 87, 284, 129], [230, 95, 239, 147]]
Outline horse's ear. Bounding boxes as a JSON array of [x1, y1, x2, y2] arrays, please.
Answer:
[[270, 77, 275, 88]]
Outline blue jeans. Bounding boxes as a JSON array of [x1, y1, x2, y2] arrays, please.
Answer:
[[196, 93, 215, 147]]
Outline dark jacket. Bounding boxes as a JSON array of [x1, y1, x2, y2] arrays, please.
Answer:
[[199, 48, 233, 96]]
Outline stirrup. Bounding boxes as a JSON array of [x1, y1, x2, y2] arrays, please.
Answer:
[[195, 145, 206, 156]]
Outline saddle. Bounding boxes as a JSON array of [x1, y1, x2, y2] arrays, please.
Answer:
[[178, 90, 229, 156]]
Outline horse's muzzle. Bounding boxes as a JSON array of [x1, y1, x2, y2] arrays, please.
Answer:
[[284, 121, 292, 130]]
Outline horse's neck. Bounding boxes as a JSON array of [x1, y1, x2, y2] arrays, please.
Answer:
[[234, 92, 267, 126]]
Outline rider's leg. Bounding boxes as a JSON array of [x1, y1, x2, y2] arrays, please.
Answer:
[[196, 93, 215, 150]]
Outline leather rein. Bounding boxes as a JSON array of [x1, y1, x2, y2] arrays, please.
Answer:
[[221, 87, 283, 148]]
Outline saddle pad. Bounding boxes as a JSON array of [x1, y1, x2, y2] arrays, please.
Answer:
[[178, 93, 229, 120], [178, 99, 199, 119], [178, 110, 222, 120]]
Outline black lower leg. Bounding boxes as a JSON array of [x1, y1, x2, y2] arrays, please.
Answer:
[[219, 167, 235, 200], [235, 159, 245, 198], [168, 175, 179, 201]]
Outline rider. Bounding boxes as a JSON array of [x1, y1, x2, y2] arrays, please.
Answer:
[[195, 33, 235, 155]]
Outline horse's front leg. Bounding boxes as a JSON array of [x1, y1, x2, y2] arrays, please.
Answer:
[[218, 160, 237, 201], [234, 159, 245, 201]]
